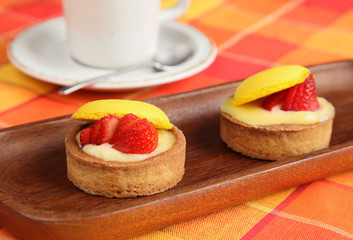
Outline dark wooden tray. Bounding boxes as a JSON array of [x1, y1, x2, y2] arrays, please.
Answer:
[[1, 61, 353, 240]]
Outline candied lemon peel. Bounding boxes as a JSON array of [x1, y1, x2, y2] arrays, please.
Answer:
[[71, 99, 172, 129], [231, 65, 311, 106]]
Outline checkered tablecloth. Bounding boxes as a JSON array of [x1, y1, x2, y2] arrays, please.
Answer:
[[1, 0, 353, 239]]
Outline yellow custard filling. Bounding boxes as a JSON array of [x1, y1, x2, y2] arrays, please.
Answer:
[[76, 129, 175, 162], [221, 97, 334, 126]]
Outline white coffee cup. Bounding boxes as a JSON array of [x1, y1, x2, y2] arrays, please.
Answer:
[[62, 0, 189, 69]]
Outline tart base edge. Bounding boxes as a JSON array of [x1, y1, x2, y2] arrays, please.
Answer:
[[220, 111, 333, 160]]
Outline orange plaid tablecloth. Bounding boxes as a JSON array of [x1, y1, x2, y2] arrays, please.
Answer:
[[1, 0, 353, 239]]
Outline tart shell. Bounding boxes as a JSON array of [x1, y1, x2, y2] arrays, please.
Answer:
[[220, 111, 334, 160], [65, 124, 186, 198]]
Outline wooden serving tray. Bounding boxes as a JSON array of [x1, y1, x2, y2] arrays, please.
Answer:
[[1, 61, 353, 240]]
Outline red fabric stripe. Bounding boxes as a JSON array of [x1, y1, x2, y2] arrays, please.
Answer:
[[240, 183, 311, 239], [321, 179, 353, 192]]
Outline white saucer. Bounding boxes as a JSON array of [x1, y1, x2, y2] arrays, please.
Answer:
[[7, 17, 217, 91]]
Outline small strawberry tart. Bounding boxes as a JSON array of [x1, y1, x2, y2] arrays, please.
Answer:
[[220, 65, 335, 160], [65, 99, 186, 198]]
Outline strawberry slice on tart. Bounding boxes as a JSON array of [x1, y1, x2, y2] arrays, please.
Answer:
[[79, 113, 159, 154], [263, 73, 320, 112], [113, 116, 158, 154], [80, 114, 120, 147]]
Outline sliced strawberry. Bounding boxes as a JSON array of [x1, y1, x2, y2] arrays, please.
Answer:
[[90, 118, 104, 144], [298, 74, 319, 111], [263, 89, 287, 111], [262, 73, 320, 112], [110, 113, 139, 144], [113, 117, 158, 154], [308, 94, 320, 110], [281, 84, 298, 111], [282, 74, 319, 111], [79, 113, 158, 154], [80, 125, 93, 147], [290, 81, 305, 111], [96, 114, 119, 144]]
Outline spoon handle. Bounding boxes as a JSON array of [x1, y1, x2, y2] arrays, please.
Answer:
[[58, 44, 192, 95], [58, 64, 146, 95]]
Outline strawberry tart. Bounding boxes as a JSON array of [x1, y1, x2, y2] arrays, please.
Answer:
[[65, 99, 186, 198], [220, 65, 335, 160]]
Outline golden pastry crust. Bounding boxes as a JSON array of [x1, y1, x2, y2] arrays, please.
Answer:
[[65, 124, 186, 198], [220, 111, 334, 160]]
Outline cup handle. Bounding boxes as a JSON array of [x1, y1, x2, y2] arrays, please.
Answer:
[[160, 0, 190, 21]]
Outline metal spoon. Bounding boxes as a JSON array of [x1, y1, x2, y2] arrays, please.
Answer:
[[58, 44, 193, 95]]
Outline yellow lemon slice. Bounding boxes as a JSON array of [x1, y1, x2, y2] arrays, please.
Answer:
[[71, 99, 172, 129], [231, 65, 311, 106]]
